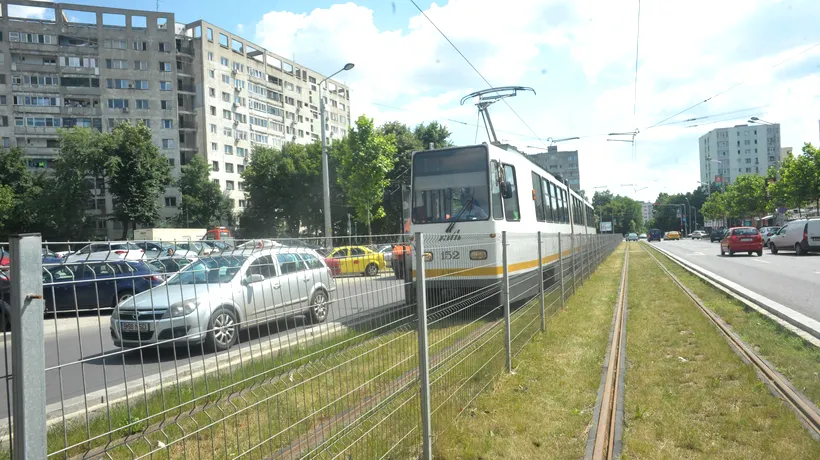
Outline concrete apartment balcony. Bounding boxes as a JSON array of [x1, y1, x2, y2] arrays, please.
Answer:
[[179, 139, 198, 151], [177, 83, 197, 94], [178, 120, 198, 131], [10, 63, 59, 73], [14, 126, 59, 136], [9, 42, 58, 53], [60, 86, 101, 96], [14, 106, 60, 115], [11, 84, 62, 93], [22, 146, 59, 156], [61, 106, 102, 116]]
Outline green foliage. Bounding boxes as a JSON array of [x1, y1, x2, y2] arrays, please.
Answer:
[[106, 122, 172, 238], [176, 155, 232, 228], [0, 148, 49, 237], [725, 174, 767, 218], [700, 192, 727, 221], [241, 143, 322, 237], [335, 116, 397, 235], [593, 190, 642, 234]]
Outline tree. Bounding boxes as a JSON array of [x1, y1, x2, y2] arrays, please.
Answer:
[[413, 122, 452, 150], [107, 123, 172, 238], [725, 174, 767, 220], [241, 143, 321, 237], [592, 189, 614, 209], [700, 191, 727, 223], [177, 155, 232, 228], [335, 116, 397, 236], [0, 148, 47, 238]]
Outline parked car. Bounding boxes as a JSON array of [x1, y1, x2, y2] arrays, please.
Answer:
[[666, 231, 681, 241], [174, 241, 219, 256], [638, 233, 647, 239], [65, 242, 145, 263], [234, 239, 282, 250], [111, 247, 336, 351], [201, 240, 234, 253], [376, 245, 394, 265], [327, 246, 387, 276], [710, 228, 727, 242], [720, 227, 763, 256], [690, 230, 706, 239], [136, 241, 198, 259], [146, 256, 199, 280], [759, 226, 781, 246], [767, 219, 820, 255], [647, 228, 663, 242], [626, 233, 639, 241], [1, 260, 163, 314]]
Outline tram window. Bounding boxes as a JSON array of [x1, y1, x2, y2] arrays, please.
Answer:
[[503, 164, 520, 221], [532, 172, 545, 222], [542, 178, 553, 222], [561, 189, 569, 223], [550, 183, 560, 223], [490, 160, 503, 220]]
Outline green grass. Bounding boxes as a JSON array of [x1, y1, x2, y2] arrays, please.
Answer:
[[622, 245, 820, 459], [645, 243, 820, 405], [433, 245, 626, 460]]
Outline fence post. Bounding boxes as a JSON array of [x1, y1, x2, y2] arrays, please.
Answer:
[[586, 234, 591, 279], [414, 232, 432, 460], [9, 234, 46, 460], [537, 231, 545, 332], [558, 233, 565, 309], [502, 231, 512, 373], [570, 233, 577, 296]]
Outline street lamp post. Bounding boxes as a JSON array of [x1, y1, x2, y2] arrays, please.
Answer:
[[320, 62, 355, 251], [684, 197, 691, 236]]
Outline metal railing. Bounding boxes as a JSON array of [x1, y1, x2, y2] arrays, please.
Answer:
[[0, 231, 621, 458]]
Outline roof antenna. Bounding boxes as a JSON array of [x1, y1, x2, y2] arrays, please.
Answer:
[[460, 86, 536, 146]]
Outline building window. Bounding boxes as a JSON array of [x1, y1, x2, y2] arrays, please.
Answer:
[[212, 161, 219, 171], [220, 57, 229, 67], [162, 139, 175, 149], [159, 81, 173, 91], [224, 145, 233, 155], [211, 142, 218, 151], [104, 39, 128, 49], [162, 119, 173, 129], [223, 127, 232, 137], [238, 164, 245, 173], [106, 99, 129, 109], [134, 60, 148, 70], [158, 42, 170, 52], [207, 28, 213, 41], [133, 41, 148, 51], [134, 80, 149, 90], [238, 200, 245, 208], [210, 123, 217, 133], [136, 99, 149, 109], [225, 163, 234, 173], [209, 69, 215, 79], [209, 87, 215, 97], [105, 59, 128, 69], [210, 106, 217, 116], [164, 196, 177, 207], [221, 74, 231, 85], [223, 109, 232, 120], [159, 62, 172, 72], [222, 92, 231, 102], [207, 52, 214, 62], [237, 147, 248, 157], [225, 180, 235, 190]]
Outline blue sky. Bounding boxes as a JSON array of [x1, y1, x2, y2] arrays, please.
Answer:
[[18, 0, 820, 201]]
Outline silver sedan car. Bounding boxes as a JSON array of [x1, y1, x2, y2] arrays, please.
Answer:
[[111, 247, 336, 351]]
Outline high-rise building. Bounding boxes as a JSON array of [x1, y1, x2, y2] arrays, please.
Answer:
[[0, 1, 351, 238], [698, 123, 781, 188], [641, 201, 654, 224], [528, 145, 582, 191]]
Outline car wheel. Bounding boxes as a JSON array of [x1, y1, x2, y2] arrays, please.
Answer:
[[748, 251, 752, 256], [795, 243, 805, 256], [116, 291, 133, 306], [769, 243, 778, 254], [307, 290, 329, 324], [757, 250, 763, 257], [206, 307, 238, 352], [365, 263, 379, 277]]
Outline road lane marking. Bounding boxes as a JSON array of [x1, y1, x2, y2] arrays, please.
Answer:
[[752, 259, 769, 264]]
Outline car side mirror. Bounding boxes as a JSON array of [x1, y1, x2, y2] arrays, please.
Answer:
[[243, 274, 265, 285], [500, 181, 513, 199]]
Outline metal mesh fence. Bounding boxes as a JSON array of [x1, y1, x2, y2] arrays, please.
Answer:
[[0, 232, 621, 458]]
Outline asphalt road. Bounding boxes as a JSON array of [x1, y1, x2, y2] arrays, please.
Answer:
[[0, 273, 407, 422], [648, 238, 820, 323]]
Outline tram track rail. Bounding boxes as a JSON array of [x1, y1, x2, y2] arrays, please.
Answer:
[[640, 243, 820, 439], [587, 245, 629, 460]]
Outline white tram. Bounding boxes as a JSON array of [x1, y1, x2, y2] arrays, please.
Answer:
[[409, 142, 596, 305]]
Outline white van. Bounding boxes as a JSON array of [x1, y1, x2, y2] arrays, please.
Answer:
[[767, 219, 820, 255]]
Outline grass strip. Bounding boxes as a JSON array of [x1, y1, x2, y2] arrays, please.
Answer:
[[645, 243, 820, 404], [623, 245, 820, 459], [433, 245, 625, 459]]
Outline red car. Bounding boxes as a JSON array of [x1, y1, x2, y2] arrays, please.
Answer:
[[720, 227, 763, 256]]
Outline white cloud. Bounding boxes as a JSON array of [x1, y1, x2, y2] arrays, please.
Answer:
[[7, 0, 54, 20], [253, 0, 820, 204], [236, 24, 244, 33]]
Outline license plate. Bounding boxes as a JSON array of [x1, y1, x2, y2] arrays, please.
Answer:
[[120, 321, 149, 333], [741, 238, 752, 242]]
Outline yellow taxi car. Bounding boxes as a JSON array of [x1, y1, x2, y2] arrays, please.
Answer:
[[666, 231, 681, 240], [327, 246, 387, 276]]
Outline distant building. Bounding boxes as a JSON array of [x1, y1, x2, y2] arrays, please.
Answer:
[[781, 147, 793, 159], [528, 145, 582, 192], [641, 201, 654, 224], [698, 123, 781, 187]]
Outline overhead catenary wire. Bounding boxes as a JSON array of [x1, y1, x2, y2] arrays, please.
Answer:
[[631, 0, 641, 164], [644, 40, 820, 131], [408, 0, 551, 148]]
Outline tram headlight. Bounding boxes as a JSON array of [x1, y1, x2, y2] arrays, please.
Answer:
[[469, 250, 488, 260], [423, 252, 433, 262]]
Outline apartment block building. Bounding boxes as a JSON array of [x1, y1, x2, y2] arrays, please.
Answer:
[[698, 123, 781, 187], [176, 20, 351, 213], [0, 1, 352, 238], [528, 145, 582, 192]]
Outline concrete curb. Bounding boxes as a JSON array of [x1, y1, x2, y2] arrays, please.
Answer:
[[647, 242, 820, 347]]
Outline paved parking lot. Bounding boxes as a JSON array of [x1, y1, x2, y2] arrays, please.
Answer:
[[648, 238, 820, 323]]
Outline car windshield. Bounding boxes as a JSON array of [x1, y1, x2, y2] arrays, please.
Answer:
[[733, 228, 758, 236], [148, 258, 194, 273], [166, 256, 247, 285], [628, 233, 637, 237]]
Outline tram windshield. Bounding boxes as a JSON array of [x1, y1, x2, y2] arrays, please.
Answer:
[[412, 146, 490, 224]]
